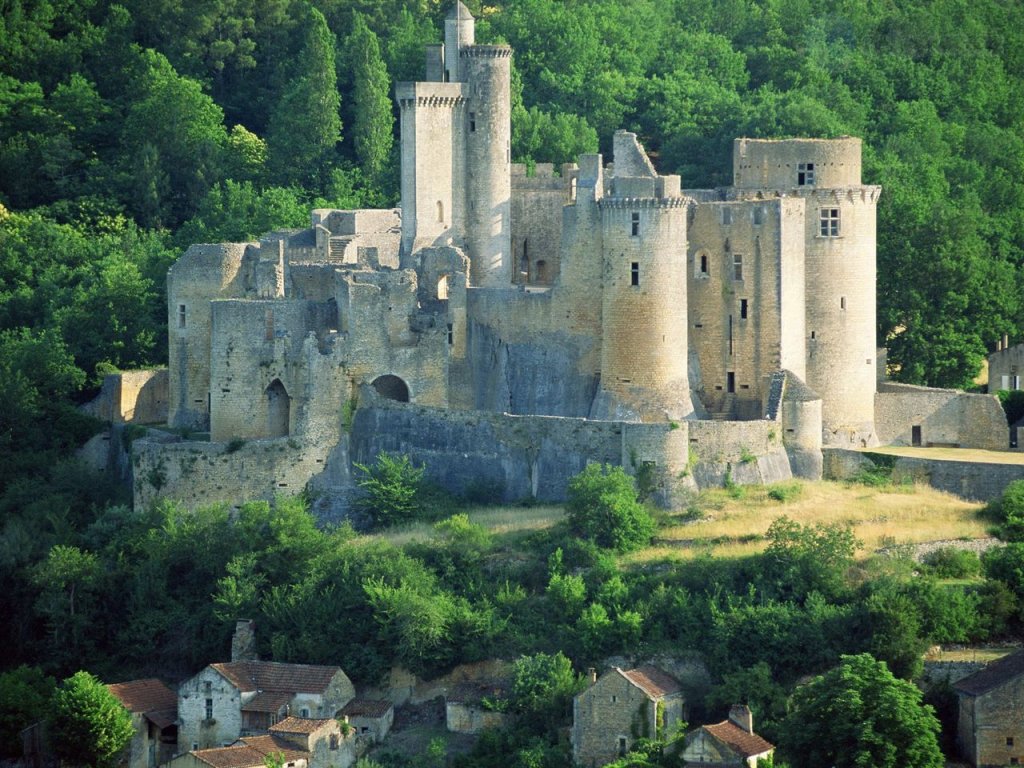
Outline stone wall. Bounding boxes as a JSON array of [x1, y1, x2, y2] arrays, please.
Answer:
[[82, 369, 169, 424], [510, 163, 575, 285], [178, 667, 244, 751], [959, 673, 1024, 767], [688, 418, 793, 487], [875, 382, 1008, 450]]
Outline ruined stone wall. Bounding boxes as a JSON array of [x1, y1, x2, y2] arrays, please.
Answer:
[[687, 198, 805, 417], [168, 243, 253, 430], [510, 163, 575, 285], [82, 369, 168, 424], [875, 382, 1008, 450], [733, 137, 863, 190]]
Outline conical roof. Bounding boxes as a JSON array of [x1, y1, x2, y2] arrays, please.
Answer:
[[447, 1, 473, 20]]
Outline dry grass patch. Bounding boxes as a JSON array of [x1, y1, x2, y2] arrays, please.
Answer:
[[629, 479, 987, 564], [372, 504, 565, 547]]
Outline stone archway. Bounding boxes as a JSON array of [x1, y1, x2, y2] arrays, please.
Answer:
[[265, 379, 290, 437], [372, 375, 410, 403]]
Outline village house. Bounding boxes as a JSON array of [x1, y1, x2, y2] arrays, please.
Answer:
[[337, 699, 394, 742], [954, 649, 1024, 767], [680, 704, 774, 767], [444, 681, 510, 734], [168, 717, 356, 768], [571, 666, 685, 767], [107, 678, 178, 768]]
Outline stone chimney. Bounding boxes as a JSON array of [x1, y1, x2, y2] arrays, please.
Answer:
[[729, 704, 753, 734], [231, 619, 257, 662], [588, 668, 597, 684]]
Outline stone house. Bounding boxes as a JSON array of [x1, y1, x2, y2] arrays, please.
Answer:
[[107, 678, 178, 768], [177, 661, 354, 752], [680, 705, 774, 767], [337, 699, 394, 742], [269, 717, 358, 767], [954, 649, 1024, 767], [169, 717, 354, 768], [445, 682, 510, 734], [571, 666, 685, 767], [167, 735, 308, 768]]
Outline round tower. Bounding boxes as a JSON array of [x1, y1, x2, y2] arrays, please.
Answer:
[[443, 1, 474, 83], [462, 44, 513, 288], [596, 198, 694, 422]]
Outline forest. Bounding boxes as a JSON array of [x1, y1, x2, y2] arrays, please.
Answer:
[[2, 0, 1024, 766]]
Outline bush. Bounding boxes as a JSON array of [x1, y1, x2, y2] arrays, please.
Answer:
[[920, 547, 981, 578], [354, 452, 427, 529], [566, 464, 655, 552], [767, 481, 802, 503]]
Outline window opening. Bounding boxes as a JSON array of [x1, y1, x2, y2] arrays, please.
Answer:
[[841, 296, 846, 310], [729, 315, 734, 355], [631, 262, 639, 286], [1008, 737, 1015, 747], [700, 254, 708, 275], [437, 275, 449, 300], [631, 212, 640, 236], [437, 200, 444, 223], [753, 207, 763, 225], [912, 425, 922, 447], [733, 254, 743, 281], [330, 735, 340, 750], [819, 208, 840, 237], [740, 298, 748, 319], [469, 112, 476, 132], [727, 372, 736, 393], [447, 323, 453, 345], [178, 304, 186, 328], [798, 162, 815, 186], [722, 207, 732, 225], [618, 737, 627, 757], [205, 699, 213, 721]]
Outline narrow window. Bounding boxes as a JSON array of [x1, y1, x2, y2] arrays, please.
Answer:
[[700, 254, 708, 275], [469, 112, 476, 132], [631, 212, 640, 236], [798, 162, 815, 186], [840, 296, 846, 310], [722, 207, 732, 225], [728, 315, 734, 355], [204, 681, 212, 694], [569, 177, 578, 202], [727, 372, 736, 393], [330, 735, 340, 750], [733, 254, 743, 281], [178, 304, 187, 328], [437, 200, 444, 223], [753, 207, 763, 225], [631, 262, 639, 286], [265, 308, 274, 341], [205, 699, 213, 721], [1014, 375, 1021, 390], [819, 208, 840, 237], [740, 298, 748, 319], [1008, 737, 1015, 747], [611, 695, 617, 704], [810, 330, 816, 340], [447, 323, 453, 345], [300, 708, 309, 718]]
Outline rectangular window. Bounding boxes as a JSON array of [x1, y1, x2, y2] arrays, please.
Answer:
[[447, 323, 454, 345], [740, 298, 748, 319], [753, 207, 763, 225], [618, 737, 627, 757], [631, 212, 640, 236], [700, 254, 709, 275], [204, 681, 212, 694], [1008, 737, 1015, 747], [727, 372, 736, 393], [469, 112, 476, 132], [205, 699, 213, 721], [631, 262, 639, 286], [728, 315, 734, 355], [722, 207, 732, 225], [798, 162, 815, 186], [733, 254, 743, 281], [178, 304, 187, 328], [840, 296, 846, 310], [820, 208, 840, 237]]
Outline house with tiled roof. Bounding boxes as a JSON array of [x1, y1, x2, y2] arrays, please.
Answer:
[[681, 705, 774, 767], [445, 681, 509, 734], [954, 648, 1024, 767], [177, 661, 354, 753], [571, 665, 685, 767], [338, 698, 394, 742], [107, 678, 178, 768]]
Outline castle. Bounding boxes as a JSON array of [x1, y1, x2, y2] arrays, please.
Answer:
[[140, 2, 1006, 510]]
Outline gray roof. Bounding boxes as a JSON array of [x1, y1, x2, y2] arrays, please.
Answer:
[[954, 649, 1024, 696], [447, 1, 472, 20]]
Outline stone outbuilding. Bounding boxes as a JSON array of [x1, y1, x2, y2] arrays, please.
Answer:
[[954, 649, 1024, 767], [444, 682, 510, 734], [681, 704, 774, 767], [338, 698, 394, 742], [571, 666, 685, 767], [177, 661, 354, 752], [107, 678, 178, 768]]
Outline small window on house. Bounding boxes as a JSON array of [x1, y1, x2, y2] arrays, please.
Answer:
[[798, 162, 815, 185], [618, 737, 627, 757], [611, 695, 617, 704], [178, 304, 187, 328], [727, 372, 736, 393], [330, 735, 339, 750], [740, 298, 748, 319], [753, 207, 763, 225], [819, 208, 840, 237], [469, 112, 476, 132], [192, 744, 199, 752], [1010, 758, 1018, 766], [361, 727, 370, 734], [204, 681, 212, 694], [300, 708, 309, 718], [205, 699, 213, 721], [631, 212, 640, 236], [631, 262, 639, 286], [1008, 737, 1015, 746], [700, 253, 709, 275], [722, 207, 732, 225], [733, 254, 743, 281]]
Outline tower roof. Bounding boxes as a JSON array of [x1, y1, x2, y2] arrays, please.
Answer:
[[447, 1, 473, 20]]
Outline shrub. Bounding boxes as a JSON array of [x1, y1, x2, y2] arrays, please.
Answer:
[[566, 464, 655, 552], [920, 547, 981, 579], [354, 451, 426, 529], [767, 481, 802, 503]]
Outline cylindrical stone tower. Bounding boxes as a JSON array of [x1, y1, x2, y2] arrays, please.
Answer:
[[443, 1, 474, 83], [462, 44, 513, 288], [596, 198, 694, 421]]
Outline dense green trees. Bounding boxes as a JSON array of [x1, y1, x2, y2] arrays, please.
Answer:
[[50, 671, 133, 768]]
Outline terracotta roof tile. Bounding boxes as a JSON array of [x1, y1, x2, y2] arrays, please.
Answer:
[[270, 716, 334, 735], [340, 698, 393, 718], [144, 708, 177, 729], [190, 745, 269, 768], [703, 720, 774, 758], [211, 661, 342, 694], [241, 690, 292, 713], [954, 649, 1024, 696], [107, 679, 177, 715], [620, 666, 682, 699], [239, 734, 308, 761]]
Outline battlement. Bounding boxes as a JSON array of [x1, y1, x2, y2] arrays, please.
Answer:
[[733, 137, 863, 190], [460, 45, 512, 58]]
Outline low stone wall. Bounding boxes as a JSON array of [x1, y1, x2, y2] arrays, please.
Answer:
[[81, 369, 169, 424], [688, 419, 794, 487], [823, 448, 1024, 501], [875, 383, 1008, 450]]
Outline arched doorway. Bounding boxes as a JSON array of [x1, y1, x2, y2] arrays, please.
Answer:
[[372, 375, 410, 402], [266, 379, 290, 437]]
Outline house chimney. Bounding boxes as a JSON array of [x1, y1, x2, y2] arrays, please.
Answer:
[[1005, 334, 1011, 350], [231, 619, 257, 662], [729, 704, 753, 734], [588, 668, 597, 684]]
